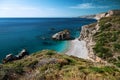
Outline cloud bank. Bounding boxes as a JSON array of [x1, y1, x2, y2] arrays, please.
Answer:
[[70, 3, 109, 9]]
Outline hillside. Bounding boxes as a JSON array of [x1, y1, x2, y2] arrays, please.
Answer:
[[79, 15, 120, 64], [0, 50, 120, 80], [93, 16, 120, 67]]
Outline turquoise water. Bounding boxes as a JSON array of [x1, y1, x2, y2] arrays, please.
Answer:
[[0, 18, 96, 60]]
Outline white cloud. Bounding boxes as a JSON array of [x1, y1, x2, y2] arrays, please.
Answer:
[[0, 4, 57, 17], [70, 3, 109, 9]]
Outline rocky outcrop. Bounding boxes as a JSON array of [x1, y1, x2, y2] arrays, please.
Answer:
[[2, 49, 29, 63], [2, 54, 18, 63], [79, 10, 120, 20], [17, 49, 29, 59], [95, 10, 120, 20], [52, 30, 71, 40], [79, 23, 100, 62], [95, 13, 108, 20], [78, 10, 120, 62], [79, 23, 108, 63]]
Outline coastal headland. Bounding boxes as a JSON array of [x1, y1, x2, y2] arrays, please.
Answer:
[[0, 10, 120, 80]]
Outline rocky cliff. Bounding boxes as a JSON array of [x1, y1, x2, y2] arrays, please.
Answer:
[[95, 10, 120, 20], [79, 10, 120, 64], [79, 10, 120, 20], [79, 23, 100, 62]]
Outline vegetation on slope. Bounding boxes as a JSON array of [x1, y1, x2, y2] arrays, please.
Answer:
[[0, 50, 120, 80], [93, 16, 120, 67]]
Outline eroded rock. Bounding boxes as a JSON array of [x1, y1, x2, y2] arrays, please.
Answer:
[[2, 49, 29, 63], [52, 30, 71, 40]]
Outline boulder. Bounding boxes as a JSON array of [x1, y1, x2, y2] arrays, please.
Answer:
[[52, 30, 71, 40], [2, 54, 17, 63], [17, 49, 29, 59], [2, 49, 29, 63]]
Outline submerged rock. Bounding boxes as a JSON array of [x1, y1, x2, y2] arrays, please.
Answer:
[[50, 27, 56, 31], [42, 41, 53, 45], [52, 30, 71, 40]]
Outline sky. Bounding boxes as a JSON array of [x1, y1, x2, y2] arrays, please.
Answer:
[[0, 0, 120, 17]]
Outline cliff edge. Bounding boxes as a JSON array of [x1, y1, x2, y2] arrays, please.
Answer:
[[95, 10, 120, 20], [79, 10, 120, 65], [79, 10, 120, 20]]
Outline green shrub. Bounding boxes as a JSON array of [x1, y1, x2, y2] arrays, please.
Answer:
[[93, 44, 113, 59], [46, 51, 56, 55], [114, 62, 120, 68], [118, 56, 120, 60], [114, 43, 120, 50], [90, 67, 104, 73], [90, 66, 118, 74], [99, 23, 112, 31], [27, 60, 38, 68]]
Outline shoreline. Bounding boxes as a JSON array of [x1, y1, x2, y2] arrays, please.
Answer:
[[64, 38, 89, 59], [61, 40, 72, 54]]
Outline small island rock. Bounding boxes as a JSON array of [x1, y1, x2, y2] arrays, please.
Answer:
[[52, 30, 71, 40]]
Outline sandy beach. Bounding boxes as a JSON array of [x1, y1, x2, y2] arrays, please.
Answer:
[[65, 39, 89, 59]]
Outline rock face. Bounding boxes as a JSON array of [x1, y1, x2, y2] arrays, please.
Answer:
[[2, 49, 29, 63], [79, 23, 110, 63], [78, 10, 120, 62], [52, 30, 70, 40], [95, 13, 108, 20], [79, 23, 101, 62]]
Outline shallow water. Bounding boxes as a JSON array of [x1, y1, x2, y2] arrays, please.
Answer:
[[0, 18, 96, 60]]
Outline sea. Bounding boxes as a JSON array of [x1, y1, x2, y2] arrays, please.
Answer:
[[0, 18, 96, 60]]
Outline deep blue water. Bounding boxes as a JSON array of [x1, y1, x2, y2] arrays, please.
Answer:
[[0, 18, 96, 60]]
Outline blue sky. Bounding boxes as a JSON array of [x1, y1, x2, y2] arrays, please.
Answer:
[[0, 0, 120, 17]]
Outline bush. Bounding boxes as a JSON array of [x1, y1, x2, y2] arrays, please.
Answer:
[[118, 56, 120, 60], [90, 66, 118, 74], [114, 62, 120, 68], [93, 45, 113, 59], [99, 23, 112, 31], [27, 60, 38, 68], [90, 67, 104, 73], [46, 51, 56, 55], [114, 43, 120, 50], [63, 56, 76, 64]]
